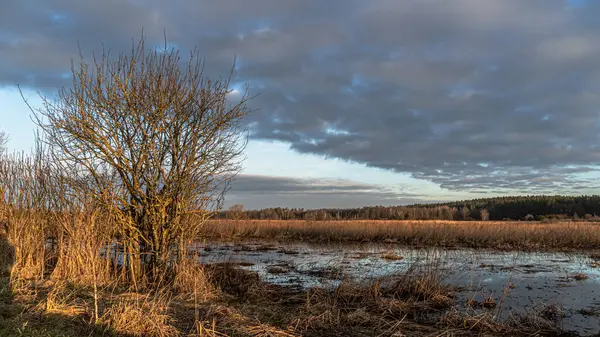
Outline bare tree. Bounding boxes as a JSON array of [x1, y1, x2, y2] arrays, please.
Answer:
[[480, 208, 489, 221], [26, 36, 252, 280], [227, 204, 245, 220]]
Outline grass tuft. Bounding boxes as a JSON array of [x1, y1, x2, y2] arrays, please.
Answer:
[[100, 292, 179, 337], [381, 252, 404, 261]]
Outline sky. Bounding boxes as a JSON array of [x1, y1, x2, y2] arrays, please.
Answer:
[[1, 0, 600, 209]]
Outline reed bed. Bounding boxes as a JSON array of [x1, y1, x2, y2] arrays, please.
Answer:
[[0, 247, 577, 337], [201, 219, 600, 250], [0, 152, 587, 336]]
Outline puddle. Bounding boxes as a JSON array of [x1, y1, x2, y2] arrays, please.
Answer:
[[192, 240, 600, 336]]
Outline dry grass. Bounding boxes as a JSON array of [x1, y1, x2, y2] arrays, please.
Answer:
[[173, 258, 220, 302], [295, 267, 459, 335], [0, 172, 583, 337], [202, 219, 600, 250], [0, 208, 585, 337], [42, 282, 88, 317], [245, 324, 300, 337], [101, 292, 179, 337], [440, 308, 563, 336], [381, 252, 404, 260], [0, 259, 576, 337], [385, 271, 454, 305]]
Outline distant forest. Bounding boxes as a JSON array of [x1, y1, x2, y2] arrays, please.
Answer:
[[219, 195, 600, 221]]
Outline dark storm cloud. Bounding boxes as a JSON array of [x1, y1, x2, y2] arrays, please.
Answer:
[[225, 175, 428, 209], [3, 0, 600, 193]]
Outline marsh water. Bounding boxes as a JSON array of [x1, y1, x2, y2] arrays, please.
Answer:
[[192, 240, 600, 336]]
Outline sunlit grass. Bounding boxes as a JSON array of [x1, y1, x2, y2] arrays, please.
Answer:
[[202, 219, 600, 250]]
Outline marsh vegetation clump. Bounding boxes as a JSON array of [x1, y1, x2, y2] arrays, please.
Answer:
[[381, 252, 404, 260], [570, 273, 589, 281], [100, 292, 179, 337]]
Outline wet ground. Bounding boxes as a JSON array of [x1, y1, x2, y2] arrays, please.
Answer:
[[193, 240, 600, 336]]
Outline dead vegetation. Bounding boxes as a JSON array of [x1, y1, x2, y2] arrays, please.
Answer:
[[100, 292, 179, 337], [0, 148, 585, 337], [0, 253, 577, 337], [381, 252, 404, 261], [439, 306, 567, 336], [569, 273, 589, 281], [202, 219, 600, 250], [0, 152, 586, 336]]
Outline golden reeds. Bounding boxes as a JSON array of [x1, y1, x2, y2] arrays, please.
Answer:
[[0, 151, 583, 336], [202, 219, 600, 250], [100, 292, 179, 337]]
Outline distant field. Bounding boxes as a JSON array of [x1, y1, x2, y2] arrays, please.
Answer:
[[202, 219, 600, 250]]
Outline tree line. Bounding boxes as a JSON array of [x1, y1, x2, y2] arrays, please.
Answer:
[[220, 195, 600, 221]]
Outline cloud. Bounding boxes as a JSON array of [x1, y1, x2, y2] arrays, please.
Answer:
[[225, 174, 428, 209], [2, 0, 600, 194]]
